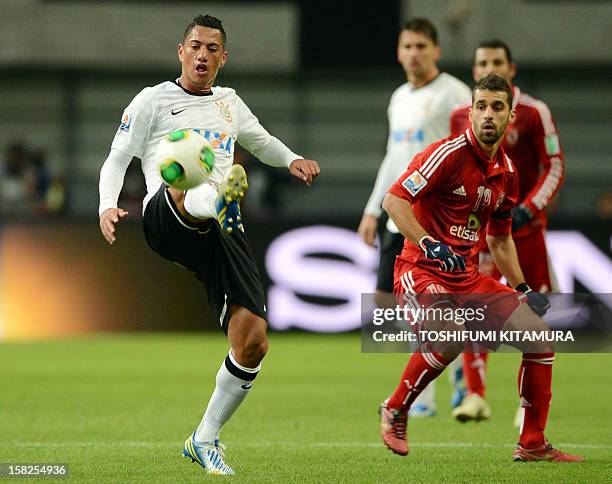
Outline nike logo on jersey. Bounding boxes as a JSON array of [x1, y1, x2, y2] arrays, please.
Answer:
[[241, 383, 253, 390], [171, 108, 188, 115], [452, 185, 467, 196]]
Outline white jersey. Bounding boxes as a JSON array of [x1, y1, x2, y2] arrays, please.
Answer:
[[100, 80, 301, 214], [364, 73, 471, 233]]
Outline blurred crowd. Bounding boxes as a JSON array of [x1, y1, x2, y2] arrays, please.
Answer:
[[0, 139, 610, 220], [0, 140, 289, 221], [0, 142, 65, 219]]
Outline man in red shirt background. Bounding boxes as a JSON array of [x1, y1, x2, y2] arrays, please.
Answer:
[[450, 40, 564, 423], [378, 73, 582, 462]]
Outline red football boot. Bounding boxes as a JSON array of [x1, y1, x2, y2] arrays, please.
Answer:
[[512, 440, 584, 462], [379, 400, 409, 456]]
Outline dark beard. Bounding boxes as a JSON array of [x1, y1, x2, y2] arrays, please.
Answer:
[[478, 130, 501, 145]]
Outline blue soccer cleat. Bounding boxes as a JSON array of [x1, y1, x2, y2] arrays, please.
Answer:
[[182, 432, 236, 475], [450, 362, 467, 409], [451, 387, 467, 409], [216, 164, 248, 234]]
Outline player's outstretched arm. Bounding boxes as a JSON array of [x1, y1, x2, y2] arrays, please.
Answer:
[[289, 158, 320, 186], [99, 207, 128, 245]]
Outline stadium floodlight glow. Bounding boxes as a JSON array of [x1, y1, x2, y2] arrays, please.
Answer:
[[265, 225, 377, 331]]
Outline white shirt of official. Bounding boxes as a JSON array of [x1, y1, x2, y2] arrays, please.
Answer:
[[364, 73, 471, 233], [99, 81, 302, 216]]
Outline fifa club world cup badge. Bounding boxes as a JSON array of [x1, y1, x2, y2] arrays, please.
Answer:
[[215, 100, 233, 124], [402, 170, 428, 196], [119, 112, 132, 132]]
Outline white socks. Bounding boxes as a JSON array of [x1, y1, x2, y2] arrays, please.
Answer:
[[195, 351, 261, 443], [184, 183, 218, 220]]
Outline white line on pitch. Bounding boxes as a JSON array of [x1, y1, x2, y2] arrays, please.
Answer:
[[4, 442, 611, 449]]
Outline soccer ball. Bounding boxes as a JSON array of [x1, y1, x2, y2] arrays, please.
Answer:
[[156, 129, 215, 190]]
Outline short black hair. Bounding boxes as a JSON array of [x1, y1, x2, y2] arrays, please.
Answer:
[[402, 17, 438, 45], [182, 14, 226, 46], [472, 73, 513, 108], [474, 39, 513, 65]]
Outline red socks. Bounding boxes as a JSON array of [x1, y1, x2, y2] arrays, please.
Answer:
[[387, 346, 452, 411], [518, 353, 555, 449], [463, 349, 489, 397], [387, 348, 554, 450]]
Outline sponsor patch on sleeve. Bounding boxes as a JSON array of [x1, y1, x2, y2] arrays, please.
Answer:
[[119, 112, 132, 132], [544, 134, 560, 155], [402, 170, 428, 196]]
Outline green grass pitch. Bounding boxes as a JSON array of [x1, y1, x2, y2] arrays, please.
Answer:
[[0, 333, 610, 482]]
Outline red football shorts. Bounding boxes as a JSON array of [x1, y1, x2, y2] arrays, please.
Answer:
[[394, 262, 523, 350]]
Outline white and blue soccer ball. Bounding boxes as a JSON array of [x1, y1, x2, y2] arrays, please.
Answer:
[[156, 129, 215, 190]]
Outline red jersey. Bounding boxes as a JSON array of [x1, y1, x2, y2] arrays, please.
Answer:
[[450, 86, 564, 238], [388, 127, 518, 282]]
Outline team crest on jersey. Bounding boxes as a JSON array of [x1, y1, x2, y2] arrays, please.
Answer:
[[494, 192, 505, 210], [505, 126, 519, 145], [215, 100, 233, 124], [403, 170, 427, 196], [119, 112, 132, 132]]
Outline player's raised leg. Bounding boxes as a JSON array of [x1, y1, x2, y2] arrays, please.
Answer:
[[216, 164, 249, 234], [178, 163, 249, 234]]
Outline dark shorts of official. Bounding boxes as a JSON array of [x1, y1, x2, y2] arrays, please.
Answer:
[[376, 229, 405, 293], [142, 184, 267, 333]]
